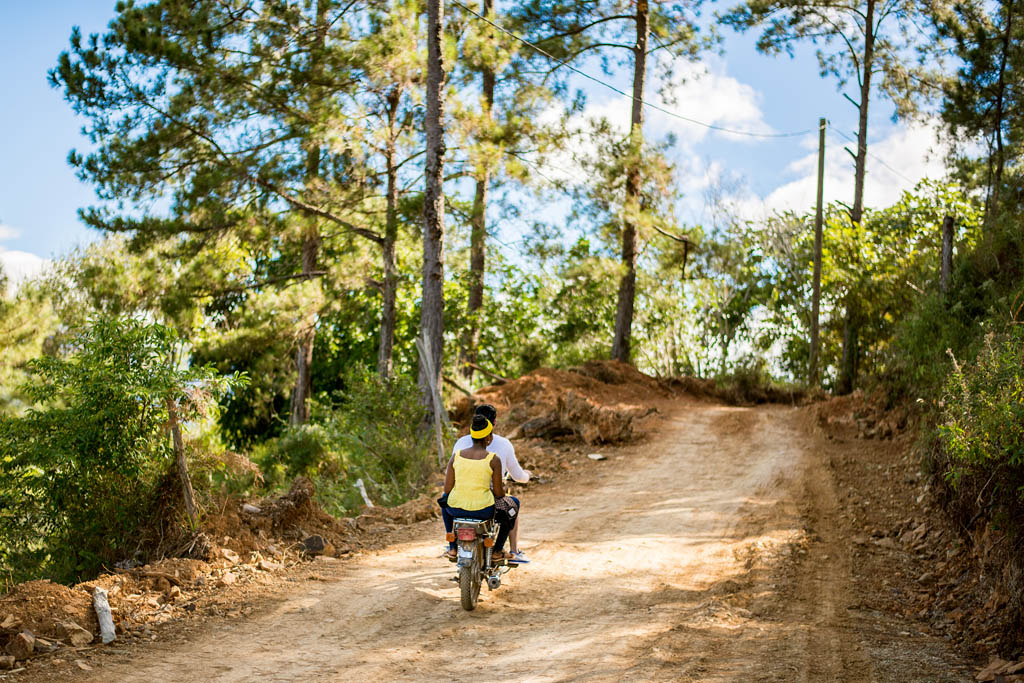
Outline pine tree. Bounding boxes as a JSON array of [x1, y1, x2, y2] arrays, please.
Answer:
[[51, 0, 390, 422], [937, 0, 1024, 236], [450, 0, 561, 384], [510, 0, 708, 364]]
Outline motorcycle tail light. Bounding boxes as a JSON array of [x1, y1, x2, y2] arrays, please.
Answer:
[[483, 538, 495, 547], [456, 528, 476, 541]]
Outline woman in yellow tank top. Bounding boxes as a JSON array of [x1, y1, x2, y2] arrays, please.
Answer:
[[442, 414, 509, 560]]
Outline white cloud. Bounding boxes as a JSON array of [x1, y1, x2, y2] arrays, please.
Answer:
[[648, 60, 774, 144], [0, 223, 47, 292], [747, 121, 948, 219], [0, 249, 48, 293], [534, 55, 773, 185]]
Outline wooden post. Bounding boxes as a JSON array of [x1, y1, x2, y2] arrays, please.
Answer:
[[809, 118, 826, 386], [941, 214, 954, 293], [93, 587, 116, 644], [166, 397, 198, 529]]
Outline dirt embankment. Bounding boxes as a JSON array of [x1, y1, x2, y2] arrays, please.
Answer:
[[812, 390, 1024, 681], [0, 478, 439, 672]]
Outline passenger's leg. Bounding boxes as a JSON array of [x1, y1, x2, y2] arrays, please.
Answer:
[[493, 498, 520, 552], [508, 496, 521, 552], [438, 494, 454, 550]]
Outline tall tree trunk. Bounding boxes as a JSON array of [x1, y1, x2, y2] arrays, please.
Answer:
[[290, 224, 320, 425], [290, 0, 327, 425], [458, 0, 496, 384], [420, 0, 446, 410], [850, 0, 874, 229], [838, 0, 875, 395], [611, 0, 649, 364], [838, 309, 859, 394], [378, 86, 402, 380], [459, 173, 488, 382], [990, 0, 1013, 221]]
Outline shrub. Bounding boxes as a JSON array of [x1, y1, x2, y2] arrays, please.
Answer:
[[941, 328, 1024, 510], [0, 317, 242, 585], [252, 365, 440, 517], [713, 356, 806, 404]]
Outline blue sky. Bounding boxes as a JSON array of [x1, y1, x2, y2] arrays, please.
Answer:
[[0, 1, 946, 283], [0, 1, 114, 279]]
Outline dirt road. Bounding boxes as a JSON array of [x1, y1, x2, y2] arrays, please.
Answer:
[[77, 403, 970, 681]]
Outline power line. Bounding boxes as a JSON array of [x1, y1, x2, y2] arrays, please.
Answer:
[[452, 1, 816, 140], [830, 126, 917, 185]]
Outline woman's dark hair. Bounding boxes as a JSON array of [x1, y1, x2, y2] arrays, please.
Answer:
[[474, 404, 497, 423], [471, 414, 491, 446]]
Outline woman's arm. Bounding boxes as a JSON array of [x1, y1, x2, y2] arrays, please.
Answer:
[[443, 456, 455, 495], [491, 456, 505, 499]]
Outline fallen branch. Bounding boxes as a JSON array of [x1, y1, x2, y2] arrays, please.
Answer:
[[443, 375, 473, 397], [465, 361, 508, 384]]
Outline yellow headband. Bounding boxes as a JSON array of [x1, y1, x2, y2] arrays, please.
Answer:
[[470, 418, 493, 439]]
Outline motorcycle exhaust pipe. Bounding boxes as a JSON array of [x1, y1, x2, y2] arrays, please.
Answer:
[[487, 575, 501, 590]]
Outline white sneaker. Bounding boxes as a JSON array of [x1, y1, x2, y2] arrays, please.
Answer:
[[510, 550, 530, 564]]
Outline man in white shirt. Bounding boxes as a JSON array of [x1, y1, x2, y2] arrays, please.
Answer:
[[447, 404, 531, 563]]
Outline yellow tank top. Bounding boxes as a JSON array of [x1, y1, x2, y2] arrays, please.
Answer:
[[447, 452, 496, 511]]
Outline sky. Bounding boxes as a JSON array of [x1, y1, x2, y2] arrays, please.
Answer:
[[0, 1, 950, 286]]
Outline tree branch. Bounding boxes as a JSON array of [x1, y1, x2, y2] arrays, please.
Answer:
[[534, 14, 633, 43]]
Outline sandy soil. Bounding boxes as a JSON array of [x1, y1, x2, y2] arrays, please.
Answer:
[[54, 402, 970, 681]]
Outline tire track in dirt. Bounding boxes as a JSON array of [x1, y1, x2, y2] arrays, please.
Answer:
[[70, 402, 967, 682]]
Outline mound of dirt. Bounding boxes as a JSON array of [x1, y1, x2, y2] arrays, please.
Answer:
[[0, 580, 97, 640], [452, 360, 674, 445], [813, 390, 908, 440]]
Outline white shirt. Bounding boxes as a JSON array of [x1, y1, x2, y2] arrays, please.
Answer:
[[452, 433, 530, 483]]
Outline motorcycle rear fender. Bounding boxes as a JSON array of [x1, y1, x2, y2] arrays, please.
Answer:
[[456, 543, 475, 567]]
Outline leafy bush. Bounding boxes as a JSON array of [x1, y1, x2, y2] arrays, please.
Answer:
[[0, 317, 242, 584], [252, 364, 439, 517], [712, 356, 806, 404], [941, 328, 1024, 508]]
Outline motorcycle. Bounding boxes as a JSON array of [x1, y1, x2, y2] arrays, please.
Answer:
[[447, 517, 517, 610]]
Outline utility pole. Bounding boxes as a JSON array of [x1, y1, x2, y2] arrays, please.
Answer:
[[809, 117, 826, 387]]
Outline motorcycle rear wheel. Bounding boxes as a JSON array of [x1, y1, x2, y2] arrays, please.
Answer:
[[459, 556, 481, 610]]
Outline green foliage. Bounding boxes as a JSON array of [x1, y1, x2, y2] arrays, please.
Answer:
[[0, 278, 58, 416], [715, 355, 806, 404], [0, 317, 242, 584], [889, 290, 979, 399], [252, 365, 437, 517], [941, 328, 1024, 506], [748, 180, 980, 388]]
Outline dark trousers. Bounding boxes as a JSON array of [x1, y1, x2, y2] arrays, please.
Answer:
[[439, 494, 519, 551]]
